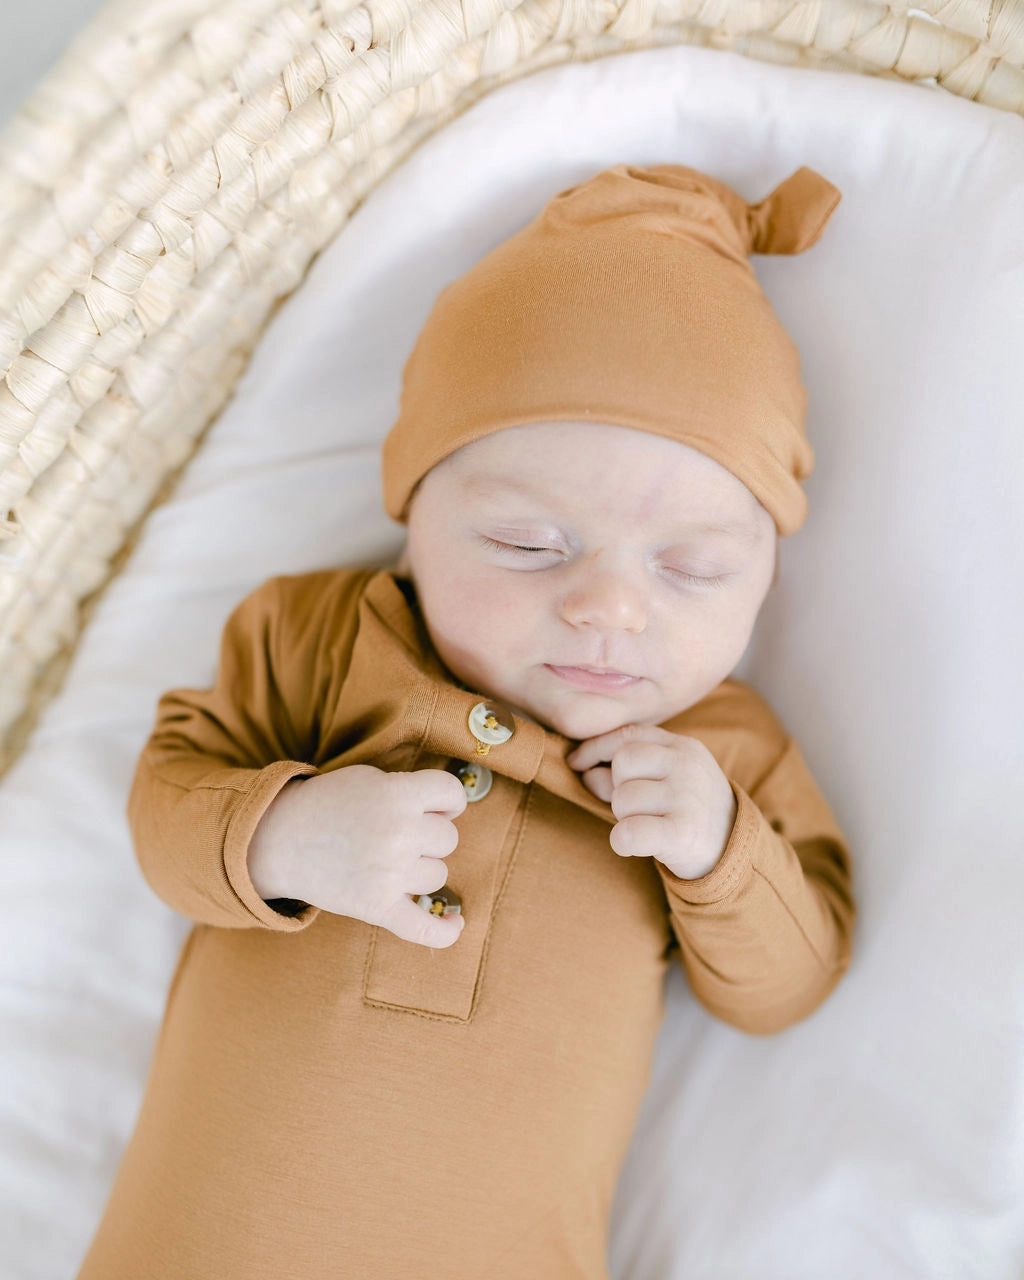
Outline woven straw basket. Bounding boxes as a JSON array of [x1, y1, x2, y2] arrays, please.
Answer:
[[1, 0, 1022, 781]]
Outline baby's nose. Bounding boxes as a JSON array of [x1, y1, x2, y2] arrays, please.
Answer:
[[560, 561, 647, 634]]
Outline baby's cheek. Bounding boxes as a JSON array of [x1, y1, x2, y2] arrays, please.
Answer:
[[455, 588, 536, 670], [425, 578, 492, 642]]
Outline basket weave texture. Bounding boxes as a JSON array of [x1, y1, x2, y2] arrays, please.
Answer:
[[1, 0, 1022, 779]]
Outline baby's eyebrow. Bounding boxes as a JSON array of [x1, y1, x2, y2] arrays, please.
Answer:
[[460, 473, 760, 541]]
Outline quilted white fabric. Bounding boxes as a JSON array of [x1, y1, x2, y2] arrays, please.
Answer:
[[2, 39, 1023, 1280]]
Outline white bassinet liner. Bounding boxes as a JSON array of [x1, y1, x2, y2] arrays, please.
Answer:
[[2, 35, 1024, 1280]]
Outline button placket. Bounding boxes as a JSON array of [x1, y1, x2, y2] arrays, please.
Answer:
[[414, 699, 512, 924], [363, 768, 528, 1020]]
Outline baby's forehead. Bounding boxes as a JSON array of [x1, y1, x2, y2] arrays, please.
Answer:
[[451, 420, 738, 479], [447, 424, 765, 522]]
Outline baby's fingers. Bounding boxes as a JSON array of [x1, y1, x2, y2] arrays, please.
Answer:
[[579, 765, 613, 804], [407, 767, 468, 819], [380, 893, 466, 949], [609, 813, 667, 859]]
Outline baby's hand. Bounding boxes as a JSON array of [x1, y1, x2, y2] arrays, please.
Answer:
[[247, 765, 468, 948], [566, 725, 738, 880]]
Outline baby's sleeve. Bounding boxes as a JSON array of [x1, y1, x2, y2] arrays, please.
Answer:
[[656, 719, 856, 1036], [125, 571, 365, 932]]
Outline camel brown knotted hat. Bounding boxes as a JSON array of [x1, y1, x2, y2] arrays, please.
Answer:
[[381, 161, 842, 537]]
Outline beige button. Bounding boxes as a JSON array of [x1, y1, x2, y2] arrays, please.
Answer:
[[451, 759, 493, 802], [467, 700, 515, 755], [416, 886, 462, 917]]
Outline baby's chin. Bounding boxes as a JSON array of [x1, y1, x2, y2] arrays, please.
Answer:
[[517, 693, 657, 743], [457, 668, 675, 741]]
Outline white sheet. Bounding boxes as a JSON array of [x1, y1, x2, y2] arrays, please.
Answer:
[[3, 40, 1023, 1280]]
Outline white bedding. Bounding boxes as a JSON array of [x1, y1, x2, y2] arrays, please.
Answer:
[[3, 39, 1024, 1280]]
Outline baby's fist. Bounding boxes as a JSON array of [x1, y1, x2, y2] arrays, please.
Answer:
[[566, 723, 737, 880]]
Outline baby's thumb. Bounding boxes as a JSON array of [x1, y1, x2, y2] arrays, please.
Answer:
[[390, 895, 466, 949], [426, 910, 466, 950]]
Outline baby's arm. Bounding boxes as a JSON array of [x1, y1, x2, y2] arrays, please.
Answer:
[[657, 729, 856, 1036], [128, 569, 467, 948], [125, 572, 361, 931]]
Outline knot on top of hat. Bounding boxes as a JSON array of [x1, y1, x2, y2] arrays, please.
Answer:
[[744, 165, 842, 255], [544, 161, 841, 265]]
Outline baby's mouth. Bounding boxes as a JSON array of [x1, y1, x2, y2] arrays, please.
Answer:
[[545, 664, 641, 691]]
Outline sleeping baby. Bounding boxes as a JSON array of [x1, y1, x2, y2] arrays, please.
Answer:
[[75, 161, 856, 1279]]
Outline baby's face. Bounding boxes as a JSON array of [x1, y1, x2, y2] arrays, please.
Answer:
[[401, 421, 777, 742]]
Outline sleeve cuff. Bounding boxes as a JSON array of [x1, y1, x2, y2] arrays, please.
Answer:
[[657, 780, 761, 904], [224, 760, 323, 930]]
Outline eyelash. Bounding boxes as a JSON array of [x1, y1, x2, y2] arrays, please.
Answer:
[[479, 537, 726, 589]]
